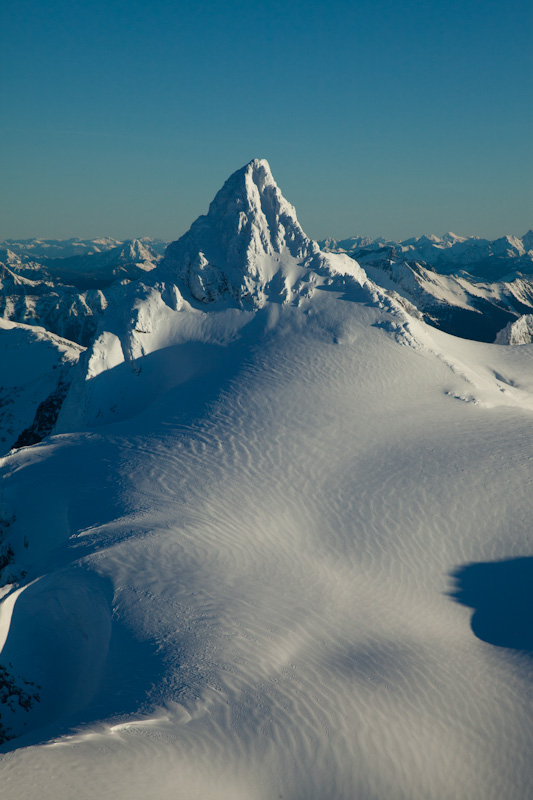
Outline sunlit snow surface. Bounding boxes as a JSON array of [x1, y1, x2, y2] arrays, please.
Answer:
[[1, 162, 532, 799]]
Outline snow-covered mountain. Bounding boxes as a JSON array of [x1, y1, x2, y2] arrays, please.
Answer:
[[162, 158, 368, 306], [320, 230, 533, 278], [0, 258, 107, 346], [1, 160, 532, 800], [3, 226, 532, 350], [56, 160, 379, 433], [44, 239, 162, 289], [363, 258, 533, 342], [0, 240, 161, 346]]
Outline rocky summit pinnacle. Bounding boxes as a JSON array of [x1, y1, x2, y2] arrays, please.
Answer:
[[162, 159, 320, 304]]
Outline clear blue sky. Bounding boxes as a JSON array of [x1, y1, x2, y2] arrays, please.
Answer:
[[1, 0, 532, 242]]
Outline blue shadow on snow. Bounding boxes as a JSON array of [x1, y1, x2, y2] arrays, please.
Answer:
[[449, 557, 533, 655]]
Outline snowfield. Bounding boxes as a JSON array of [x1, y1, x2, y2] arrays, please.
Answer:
[[0, 160, 531, 799]]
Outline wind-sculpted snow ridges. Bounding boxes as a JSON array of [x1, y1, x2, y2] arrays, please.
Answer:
[[1, 160, 533, 798]]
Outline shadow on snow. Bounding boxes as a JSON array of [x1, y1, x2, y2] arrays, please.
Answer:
[[449, 557, 533, 655]]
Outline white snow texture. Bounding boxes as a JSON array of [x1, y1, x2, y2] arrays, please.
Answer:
[[0, 159, 532, 800]]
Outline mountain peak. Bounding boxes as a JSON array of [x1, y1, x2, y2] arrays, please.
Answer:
[[441, 232, 467, 245], [202, 157, 311, 259], [163, 159, 319, 304], [115, 238, 161, 266]]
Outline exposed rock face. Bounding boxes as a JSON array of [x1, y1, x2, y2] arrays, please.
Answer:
[[12, 378, 71, 449], [0, 661, 40, 745]]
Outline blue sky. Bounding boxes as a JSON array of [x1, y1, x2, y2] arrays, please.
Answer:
[[1, 0, 532, 241]]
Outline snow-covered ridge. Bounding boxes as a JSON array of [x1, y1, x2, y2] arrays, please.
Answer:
[[360, 258, 533, 342], [0, 259, 107, 347], [41, 239, 162, 289], [318, 231, 533, 342]]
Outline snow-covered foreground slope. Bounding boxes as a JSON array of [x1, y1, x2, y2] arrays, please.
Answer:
[[0, 161, 532, 799]]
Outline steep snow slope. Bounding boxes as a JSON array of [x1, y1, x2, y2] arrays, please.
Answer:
[[0, 320, 84, 455], [361, 258, 533, 342], [0, 161, 532, 800]]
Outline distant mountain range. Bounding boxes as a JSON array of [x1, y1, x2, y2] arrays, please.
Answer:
[[318, 231, 533, 342], [0, 239, 162, 346], [319, 231, 533, 280], [0, 236, 168, 260]]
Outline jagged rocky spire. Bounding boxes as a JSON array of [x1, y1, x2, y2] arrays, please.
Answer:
[[162, 159, 321, 304]]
